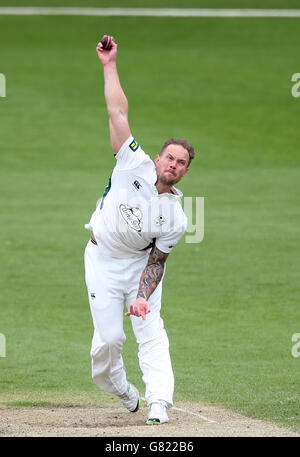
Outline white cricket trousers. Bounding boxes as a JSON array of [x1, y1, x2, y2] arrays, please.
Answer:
[[84, 239, 174, 408]]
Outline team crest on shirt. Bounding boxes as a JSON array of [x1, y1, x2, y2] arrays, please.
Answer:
[[154, 215, 166, 227], [120, 204, 143, 232], [129, 139, 139, 152]]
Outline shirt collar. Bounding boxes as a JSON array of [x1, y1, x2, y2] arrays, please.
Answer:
[[170, 185, 183, 198]]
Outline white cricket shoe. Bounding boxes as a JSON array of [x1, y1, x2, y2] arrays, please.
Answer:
[[118, 383, 140, 413], [146, 402, 169, 425]]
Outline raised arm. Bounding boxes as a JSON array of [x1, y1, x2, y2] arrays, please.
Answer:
[[125, 246, 169, 320], [96, 36, 131, 154]]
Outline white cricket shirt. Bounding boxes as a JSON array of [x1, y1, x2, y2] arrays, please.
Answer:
[[85, 136, 187, 258]]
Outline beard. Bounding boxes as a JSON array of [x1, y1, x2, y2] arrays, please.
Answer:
[[157, 171, 179, 187]]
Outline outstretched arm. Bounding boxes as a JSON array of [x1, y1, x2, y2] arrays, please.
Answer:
[[125, 246, 169, 320], [96, 36, 131, 154]]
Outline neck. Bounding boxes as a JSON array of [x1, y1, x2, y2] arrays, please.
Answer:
[[155, 180, 173, 194]]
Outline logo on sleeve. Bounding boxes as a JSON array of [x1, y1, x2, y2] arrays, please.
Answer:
[[129, 139, 139, 152], [133, 180, 142, 190]]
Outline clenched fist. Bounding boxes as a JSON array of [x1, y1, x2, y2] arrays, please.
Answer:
[[96, 35, 117, 66]]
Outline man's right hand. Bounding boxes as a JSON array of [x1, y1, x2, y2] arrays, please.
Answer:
[[96, 35, 131, 154], [96, 36, 117, 66]]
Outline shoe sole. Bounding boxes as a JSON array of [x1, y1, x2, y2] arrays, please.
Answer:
[[131, 397, 141, 413], [146, 418, 169, 425]]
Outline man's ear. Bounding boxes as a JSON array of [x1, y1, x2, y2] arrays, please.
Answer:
[[154, 155, 160, 165], [183, 167, 189, 177]]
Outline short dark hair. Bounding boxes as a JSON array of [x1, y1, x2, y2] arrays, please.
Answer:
[[160, 138, 195, 167]]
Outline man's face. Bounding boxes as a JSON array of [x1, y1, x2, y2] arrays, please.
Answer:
[[155, 144, 189, 186]]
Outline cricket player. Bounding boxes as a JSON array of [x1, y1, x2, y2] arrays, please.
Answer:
[[84, 35, 195, 425]]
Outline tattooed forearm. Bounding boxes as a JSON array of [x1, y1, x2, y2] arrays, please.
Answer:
[[137, 264, 164, 300], [137, 246, 169, 300]]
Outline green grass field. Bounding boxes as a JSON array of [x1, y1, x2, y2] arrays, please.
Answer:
[[0, 2, 300, 433]]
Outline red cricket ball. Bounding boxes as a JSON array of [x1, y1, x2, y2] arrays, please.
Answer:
[[101, 35, 113, 50]]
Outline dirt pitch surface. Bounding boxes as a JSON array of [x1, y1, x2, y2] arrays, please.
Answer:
[[0, 402, 299, 437]]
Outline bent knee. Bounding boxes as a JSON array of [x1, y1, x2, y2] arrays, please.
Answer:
[[91, 333, 126, 360]]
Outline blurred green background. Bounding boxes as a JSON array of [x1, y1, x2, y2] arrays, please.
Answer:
[[0, 1, 299, 432]]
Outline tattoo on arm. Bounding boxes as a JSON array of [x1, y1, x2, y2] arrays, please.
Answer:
[[137, 246, 169, 300]]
